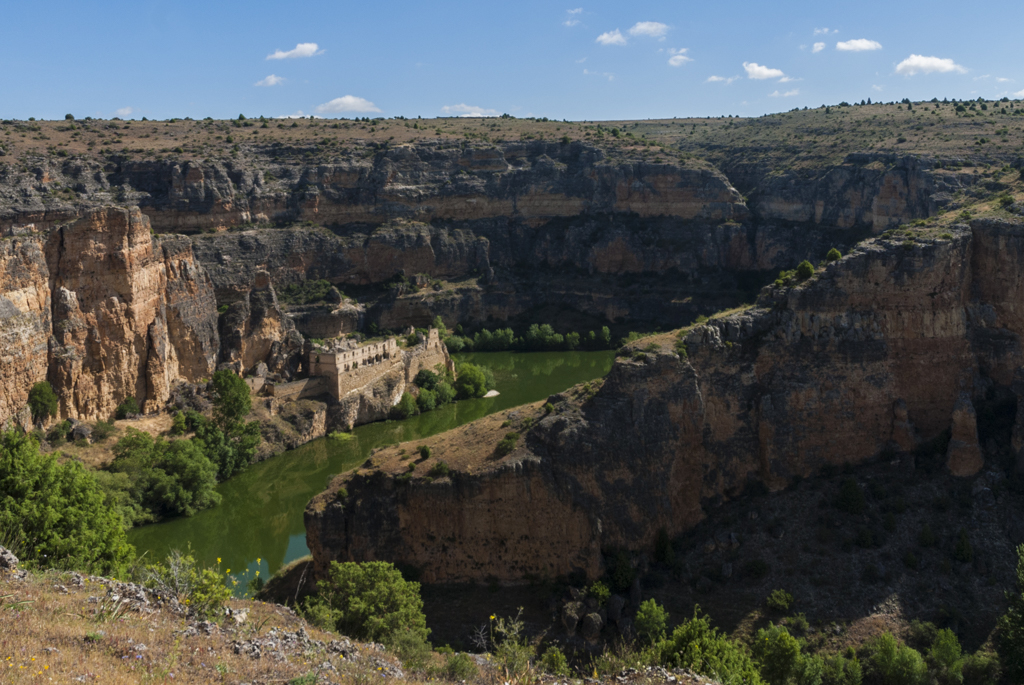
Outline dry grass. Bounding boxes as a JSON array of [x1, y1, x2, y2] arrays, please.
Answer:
[[0, 566, 401, 685], [56, 414, 174, 469]]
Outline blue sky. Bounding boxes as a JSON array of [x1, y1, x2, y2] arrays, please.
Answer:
[[2, 0, 1022, 121]]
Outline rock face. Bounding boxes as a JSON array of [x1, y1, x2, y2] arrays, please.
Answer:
[[219, 270, 305, 380], [0, 207, 219, 425], [306, 219, 1024, 584]]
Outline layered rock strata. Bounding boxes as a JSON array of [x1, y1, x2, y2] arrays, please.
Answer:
[[306, 219, 1024, 583]]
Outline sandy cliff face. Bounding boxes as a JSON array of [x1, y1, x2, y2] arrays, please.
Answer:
[[0, 207, 219, 425], [306, 219, 1024, 583]]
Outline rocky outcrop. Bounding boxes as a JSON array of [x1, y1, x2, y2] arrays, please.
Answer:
[[306, 219, 1024, 584], [219, 270, 305, 379]]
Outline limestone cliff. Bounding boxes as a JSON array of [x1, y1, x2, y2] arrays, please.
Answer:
[[305, 218, 1024, 583]]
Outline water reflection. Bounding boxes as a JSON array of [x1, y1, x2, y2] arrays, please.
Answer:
[[128, 351, 614, 587]]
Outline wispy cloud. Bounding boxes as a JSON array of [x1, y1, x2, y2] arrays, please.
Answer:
[[629, 21, 669, 39], [667, 48, 691, 67], [743, 62, 785, 80], [583, 68, 614, 81], [314, 95, 381, 114], [770, 89, 800, 97], [706, 75, 739, 84], [895, 54, 967, 75], [872, 85, 884, 91], [441, 104, 500, 117], [564, 8, 582, 27], [115, 107, 133, 117], [267, 42, 322, 60], [255, 74, 284, 87], [596, 29, 626, 46], [814, 27, 837, 35], [1015, 89, 1024, 98], [812, 42, 825, 53], [837, 38, 882, 52]]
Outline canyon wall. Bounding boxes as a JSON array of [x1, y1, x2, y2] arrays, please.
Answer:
[[305, 219, 1024, 583]]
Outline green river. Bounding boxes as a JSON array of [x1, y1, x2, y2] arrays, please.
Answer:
[[127, 350, 614, 590]]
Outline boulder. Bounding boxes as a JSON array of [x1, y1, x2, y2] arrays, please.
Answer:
[[0, 546, 18, 570], [581, 613, 603, 641], [70, 422, 93, 443]]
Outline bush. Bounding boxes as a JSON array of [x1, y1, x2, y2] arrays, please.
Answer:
[[91, 420, 115, 442], [140, 550, 231, 619], [658, 609, 764, 684], [439, 651, 478, 680], [961, 652, 1001, 685], [115, 396, 140, 419], [454, 363, 488, 399], [414, 369, 439, 391], [927, 629, 964, 685], [300, 561, 429, 647], [418, 445, 431, 460], [0, 430, 133, 574], [796, 260, 815, 280], [428, 461, 450, 478], [588, 580, 611, 605], [391, 392, 419, 419], [416, 389, 437, 413], [495, 431, 520, 456], [492, 608, 535, 679], [766, 589, 794, 612], [27, 381, 58, 423], [752, 625, 800, 685], [435, 381, 456, 405], [636, 599, 668, 644], [822, 654, 863, 685], [862, 633, 927, 685], [541, 646, 571, 676], [211, 369, 251, 425], [836, 478, 867, 514], [997, 544, 1024, 682], [826, 248, 842, 262]]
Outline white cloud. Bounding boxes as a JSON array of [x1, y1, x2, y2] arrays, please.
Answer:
[[778, 76, 800, 83], [564, 7, 582, 26], [629, 21, 669, 39], [770, 89, 800, 97], [596, 29, 626, 45], [895, 54, 966, 76], [812, 42, 825, 53], [996, 77, 1012, 83], [667, 48, 691, 67], [743, 62, 785, 80], [583, 68, 614, 81], [441, 104, 500, 117], [255, 74, 284, 87], [314, 96, 381, 114], [872, 84, 884, 91], [266, 42, 322, 60], [837, 38, 882, 52], [1015, 89, 1024, 98], [706, 75, 739, 84], [814, 27, 837, 35], [564, 19, 580, 26], [115, 107, 133, 117], [276, 111, 312, 119]]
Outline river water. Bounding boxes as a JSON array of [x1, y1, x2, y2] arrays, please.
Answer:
[[127, 350, 615, 589]]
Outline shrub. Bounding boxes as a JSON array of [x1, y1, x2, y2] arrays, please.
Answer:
[[0, 430, 133, 573], [170, 411, 188, 436], [862, 633, 927, 685], [454, 363, 488, 399], [588, 580, 611, 605], [416, 389, 437, 413], [927, 629, 964, 685], [495, 431, 520, 456], [46, 419, 71, 446], [391, 392, 419, 419], [796, 260, 815, 280], [491, 608, 535, 678], [998, 544, 1024, 682], [836, 478, 867, 514], [961, 652, 1001, 685], [115, 396, 140, 419], [766, 589, 794, 612], [91, 420, 115, 442], [658, 609, 764, 684], [439, 651, 478, 680], [300, 561, 429, 647], [414, 369, 439, 391], [418, 445, 431, 460], [636, 599, 668, 644], [211, 369, 252, 425], [543, 402, 555, 414], [140, 550, 231, 619], [786, 613, 810, 635], [27, 381, 58, 423], [752, 625, 800, 685], [826, 248, 842, 262], [541, 646, 570, 676], [428, 461, 450, 478], [822, 654, 863, 685], [434, 381, 456, 405]]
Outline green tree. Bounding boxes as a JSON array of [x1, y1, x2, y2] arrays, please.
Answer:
[[864, 633, 927, 685], [0, 430, 133, 573], [752, 626, 801, 685], [998, 544, 1024, 682], [636, 599, 668, 644], [115, 396, 140, 419], [435, 381, 456, 405], [658, 609, 764, 684], [211, 369, 252, 426], [300, 561, 430, 647], [454, 363, 488, 399], [796, 260, 815, 280], [390, 392, 419, 419], [826, 248, 842, 262], [416, 389, 437, 413], [27, 381, 58, 423], [414, 369, 439, 391], [927, 629, 964, 685]]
